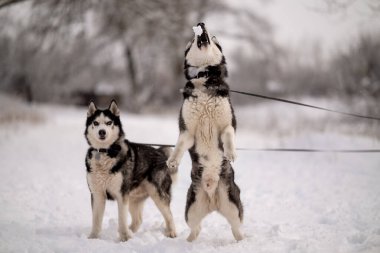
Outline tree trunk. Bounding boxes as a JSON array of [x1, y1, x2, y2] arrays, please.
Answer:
[[124, 45, 138, 92], [124, 44, 140, 112]]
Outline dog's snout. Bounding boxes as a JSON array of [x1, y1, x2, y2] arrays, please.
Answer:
[[98, 129, 106, 137], [195, 22, 210, 48]]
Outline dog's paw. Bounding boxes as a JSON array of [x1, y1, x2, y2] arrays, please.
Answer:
[[129, 223, 140, 233], [224, 149, 237, 162], [186, 226, 201, 242], [232, 229, 244, 241], [166, 157, 179, 169], [165, 229, 177, 238], [88, 232, 100, 239], [119, 231, 132, 242], [187, 232, 198, 242]]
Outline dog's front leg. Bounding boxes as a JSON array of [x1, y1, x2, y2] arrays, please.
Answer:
[[167, 131, 194, 169], [221, 125, 237, 162], [117, 194, 132, 242], [89, 193, 106, 239]]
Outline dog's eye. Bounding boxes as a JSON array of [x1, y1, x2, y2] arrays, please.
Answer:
[[106, 121, 113, 126], [93, 121, 99, 126]]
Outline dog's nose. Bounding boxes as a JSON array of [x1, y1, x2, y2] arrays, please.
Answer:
[[98, 129, 106, 137]]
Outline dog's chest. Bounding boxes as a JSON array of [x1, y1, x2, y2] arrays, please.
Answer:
[[87, 153, 122, 194], [182, 91, 232, 134]]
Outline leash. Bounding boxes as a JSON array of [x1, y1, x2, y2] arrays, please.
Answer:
[[135, 143, 380, 153], [230, 89, 380, 121], [134, 89, 380, 153]]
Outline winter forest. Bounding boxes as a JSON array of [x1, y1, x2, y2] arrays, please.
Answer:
[[1, 0, 379, 112], [1, 0, 380, 253]]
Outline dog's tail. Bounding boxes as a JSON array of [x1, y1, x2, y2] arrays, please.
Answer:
[[159, 147, 178, 183]]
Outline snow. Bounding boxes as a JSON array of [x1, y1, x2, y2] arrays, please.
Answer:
[[0, 101, 380, 253], [193, 25, 203, 36]]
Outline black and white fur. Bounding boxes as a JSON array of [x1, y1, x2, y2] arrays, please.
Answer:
[[167, 23, 244, 241], [85, 100, 177, 241]]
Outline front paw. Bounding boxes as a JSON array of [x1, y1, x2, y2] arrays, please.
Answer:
[[165, 229, 177, 238], [88, 232, 100, 239], [119, 231, 132, 242], [224, 150, 237, 162], [166, 157, 179, 169]]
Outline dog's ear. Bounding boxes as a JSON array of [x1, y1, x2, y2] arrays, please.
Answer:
[[87, 101, 97, 117], [109, 100, 120, 116]]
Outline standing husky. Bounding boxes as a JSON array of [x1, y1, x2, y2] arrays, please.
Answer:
[[85, 100, 177, 241], [167, 23, 244, 241]]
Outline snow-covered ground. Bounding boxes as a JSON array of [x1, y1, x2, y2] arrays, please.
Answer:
[[0, 99, 380, 253]]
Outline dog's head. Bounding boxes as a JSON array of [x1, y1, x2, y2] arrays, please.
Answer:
[[184, 23, 227, 80], [85, 100, 124, 149]]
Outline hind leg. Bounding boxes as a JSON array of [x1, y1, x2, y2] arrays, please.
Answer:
[[185, 186, 211, 242], [146, 183, 177, 238], [217, 182, 244, 241], [129, 196, 147, 233]]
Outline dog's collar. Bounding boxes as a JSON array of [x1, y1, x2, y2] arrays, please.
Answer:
[[197, 71, 208, 78], [90, 145, 121, 155], [192, 71, 208, 79], [95, 148, 108, 153]]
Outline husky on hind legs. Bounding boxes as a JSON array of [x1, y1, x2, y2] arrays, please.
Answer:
[[168, 23, 244, 242], [85, 100, 177, 241]]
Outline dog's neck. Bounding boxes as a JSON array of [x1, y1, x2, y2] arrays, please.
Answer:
[[189, 70, 210, 80], [90, 136, 126, 155], [185, 64, 227, 81], [186, 68, 217, 81], [182, 73, 230, 99]]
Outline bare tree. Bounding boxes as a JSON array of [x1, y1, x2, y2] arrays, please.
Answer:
[[332, 34, 380, 98], [93, 0, 229, 110], [0, 0, 276, 111], [0, 0, 27, 9]]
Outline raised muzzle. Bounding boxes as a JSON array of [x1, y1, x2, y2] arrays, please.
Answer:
[[195, 23, 210, 48]]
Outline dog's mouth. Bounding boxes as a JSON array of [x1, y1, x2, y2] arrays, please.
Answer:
[[194, 23, 210, 49], [99, 136, 106, 140]]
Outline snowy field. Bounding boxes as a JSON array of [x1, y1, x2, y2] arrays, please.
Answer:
[[1, 96, 380, 253]]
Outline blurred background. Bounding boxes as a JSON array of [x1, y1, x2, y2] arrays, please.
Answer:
[[1, 2, 380, 252], [0, 0, 379, 114]]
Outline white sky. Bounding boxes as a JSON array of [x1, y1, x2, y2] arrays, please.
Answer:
[[234, 0, 380, 57]]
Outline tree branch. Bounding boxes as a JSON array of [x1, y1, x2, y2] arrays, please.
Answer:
[[0, 0, 28, 9]]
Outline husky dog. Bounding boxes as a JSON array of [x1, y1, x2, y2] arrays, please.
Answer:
[[167, 23, 244, 241], [85, 100, 177, 241]]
